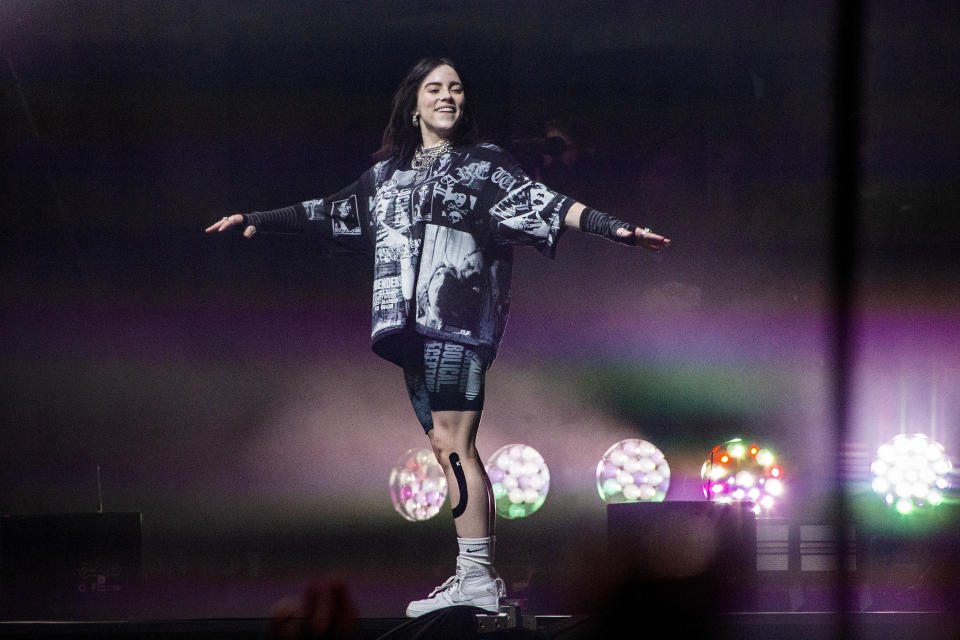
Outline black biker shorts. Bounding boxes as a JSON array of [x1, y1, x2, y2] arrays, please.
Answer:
[[402, 337, 488, 433]]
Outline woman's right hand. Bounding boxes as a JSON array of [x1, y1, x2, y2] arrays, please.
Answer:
[[205, 214, 257, 238]]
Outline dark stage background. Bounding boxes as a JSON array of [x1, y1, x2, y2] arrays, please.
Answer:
[[2, 0, 958, 621]]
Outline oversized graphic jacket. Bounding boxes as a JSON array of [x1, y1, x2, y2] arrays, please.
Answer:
[[242, 143, 574, 367]]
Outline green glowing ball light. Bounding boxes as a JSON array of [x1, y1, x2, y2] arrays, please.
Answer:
[[486, 444, 550, 519], [596, 438, 670, 503], [871, 434, 952, 515]]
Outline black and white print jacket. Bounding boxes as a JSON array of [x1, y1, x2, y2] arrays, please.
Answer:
[[243, 143, 574, 367]]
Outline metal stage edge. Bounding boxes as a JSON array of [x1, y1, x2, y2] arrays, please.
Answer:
[[0, 612, 957, 640]]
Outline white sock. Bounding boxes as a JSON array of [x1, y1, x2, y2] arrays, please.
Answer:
[[457, 536, 494, 571]]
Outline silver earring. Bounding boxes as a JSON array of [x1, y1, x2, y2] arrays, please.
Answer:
[[412, 114, 419, 127]]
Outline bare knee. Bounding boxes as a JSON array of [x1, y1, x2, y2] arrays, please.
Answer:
[[428, 415, 478, 468], [427, 432, 448, 470], [428, 428, 463, 471]]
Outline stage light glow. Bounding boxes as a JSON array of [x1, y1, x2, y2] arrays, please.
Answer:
[[486, 443, 549, 519], [389, 448, 447, 522], [870, 434, 952, 515], [756, 449, 775, 467], [765, 478, 784, 497], [595, 439, 670, 504], [602, 478, 622, 496], [735, 470, 755, 487], [701, 438, 784, 515]]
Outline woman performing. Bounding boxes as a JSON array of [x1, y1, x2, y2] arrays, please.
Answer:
[[206, 57, 669, 617]]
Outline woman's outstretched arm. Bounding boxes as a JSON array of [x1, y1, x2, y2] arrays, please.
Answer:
[[204, 176, 374, 255], [563, 202, 671, 251]]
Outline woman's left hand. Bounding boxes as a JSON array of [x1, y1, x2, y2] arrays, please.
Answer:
[[205, 214, 258, 238], [617, 226, 671, 251]]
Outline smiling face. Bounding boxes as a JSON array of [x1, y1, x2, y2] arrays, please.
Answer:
[[413, 64, 465, 147]]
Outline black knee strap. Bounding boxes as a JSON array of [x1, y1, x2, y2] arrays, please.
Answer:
[[449, 453, 468, 518]]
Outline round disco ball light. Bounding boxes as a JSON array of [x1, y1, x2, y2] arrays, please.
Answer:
[[700, 438, 784, 515], [486, 443, 549, 519], [871, 433, 953, 516], [389, 448, 447, 522], [596, 438, 670, 503]]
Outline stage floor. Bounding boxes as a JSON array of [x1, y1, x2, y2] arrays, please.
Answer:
[[0, 612, 958, 640]]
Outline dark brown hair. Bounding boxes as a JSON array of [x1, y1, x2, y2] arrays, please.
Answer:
[[373, 57, 480, 162]]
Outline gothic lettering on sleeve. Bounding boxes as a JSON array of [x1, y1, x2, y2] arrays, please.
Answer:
[[491, 167, 518, 191], [452, 161, 491, 189]]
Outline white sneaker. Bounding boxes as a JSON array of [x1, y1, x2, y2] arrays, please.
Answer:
[[405, 560, 506, 617]]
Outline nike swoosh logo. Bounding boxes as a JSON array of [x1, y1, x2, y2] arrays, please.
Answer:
[[466, 548, 483, 553]]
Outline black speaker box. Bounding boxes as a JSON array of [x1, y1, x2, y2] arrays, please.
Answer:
[[606, 501, 757, 616], [1, 513, 142, 620]]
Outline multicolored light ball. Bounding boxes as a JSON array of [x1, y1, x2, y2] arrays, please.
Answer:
[[700, 438, 784, 515], [596, 439, 670, 503], [486, 444, 550, 519], [871, 434, 952, 516], [389, 448, 447, 522]]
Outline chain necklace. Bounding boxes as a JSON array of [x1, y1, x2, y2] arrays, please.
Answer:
[[411, 140, 452, 171]]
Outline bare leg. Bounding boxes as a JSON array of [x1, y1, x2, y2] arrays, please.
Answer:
[[405, 409, 505, 616], [427, 409, 494, 537]]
